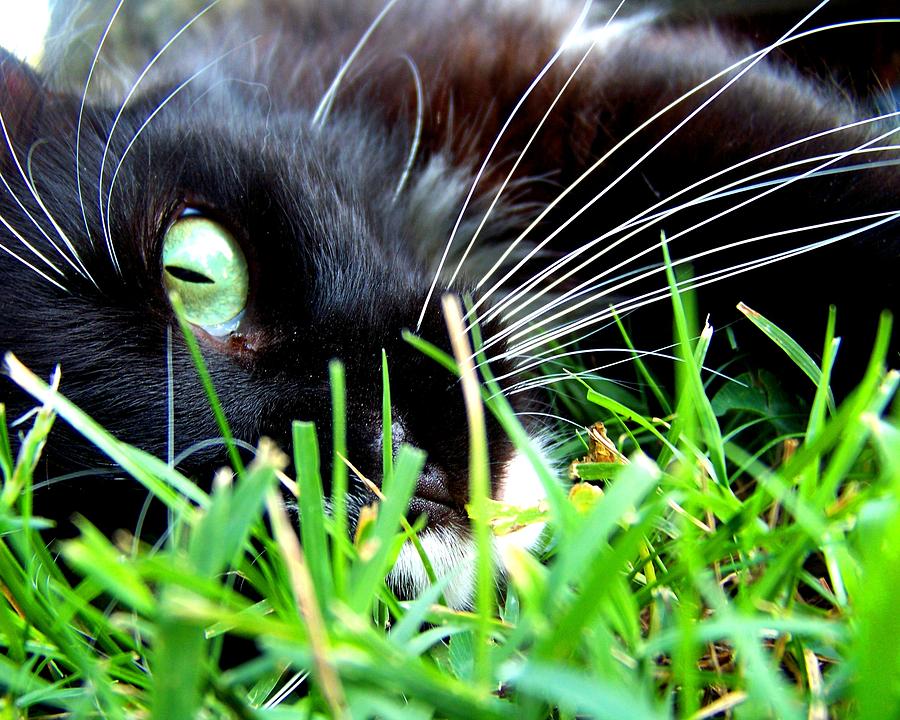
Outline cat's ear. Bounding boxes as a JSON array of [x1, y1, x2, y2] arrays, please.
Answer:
[[0, 48, 46, 143]]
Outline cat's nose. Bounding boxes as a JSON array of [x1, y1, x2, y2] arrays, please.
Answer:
[[358, 410, 462, 506], [412, 464, 455, 506]]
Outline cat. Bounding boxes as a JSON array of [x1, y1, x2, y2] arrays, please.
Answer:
[[0, 0, 897, 607]]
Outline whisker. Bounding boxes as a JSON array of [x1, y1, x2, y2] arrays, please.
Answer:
[[478, 109, 900, 327], [0, 204, 65, 276], [492, 339, 679, 384], [483, 125, 900, 348], [497, 342, 742, 400], [25, 141, 97, 285], [32, 468, 119, 493], [478, 312, 627, 378], [104, 42, 254, 237], [504, 308, 638, 367], [506, 210, 900, 357], [0, 113, 87, 279], [264, 671, 310, 709], [392, 54, 424, 203], [491, 145, 900, 343], [76, 0, 127, 248], [166, 324, 174, 466], [465, 15, 897, 320], [0, 224, 67, 291], [415, 0, 594, 331], [513, 411, 587, 429], [312, 0, 402, 127], [508, 214, 897, 357], [444, 0, 630, 290], [172, 437, 257, 467], [97, 0, 222, 272]]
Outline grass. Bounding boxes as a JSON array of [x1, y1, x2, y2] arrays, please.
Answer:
[[0, 286, 898, 718]]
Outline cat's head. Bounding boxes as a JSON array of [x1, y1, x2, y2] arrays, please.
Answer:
[[0, 46, 547, 606]]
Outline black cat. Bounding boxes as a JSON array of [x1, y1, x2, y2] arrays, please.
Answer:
[[0, 0, 897, 604]]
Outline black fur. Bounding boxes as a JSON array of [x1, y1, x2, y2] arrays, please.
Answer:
[[0, 1, 897, 544]]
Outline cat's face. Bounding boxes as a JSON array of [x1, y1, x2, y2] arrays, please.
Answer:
[[1, 1, 898, 609], [0, 45, 547, 605]]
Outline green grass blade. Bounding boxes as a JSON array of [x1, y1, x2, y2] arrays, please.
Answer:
[[348, 444, 424, 614], [169, 292, 245, 476], [5, 353, 206, 513], [382, 349, 394, 493], [330, 359, 349, 598], [294, 420, 333, 609], [737, 301, 837, 413], [188, 439, 283, 577]]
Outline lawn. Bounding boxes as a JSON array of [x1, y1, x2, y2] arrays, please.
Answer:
[[0, 286, 897, 719]]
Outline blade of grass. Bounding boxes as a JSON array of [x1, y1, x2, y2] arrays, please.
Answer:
[[737, 302, 836, 413], [294, 420, 333, 610], [664, 266, 727, 487], [169, 292, 245, 476], [188, 439, 284, 577], [4, 353, 206, 513], [443, 294, 494, 684], [347, 444, 424, 615], [330, 359, 349, 599], [382, 349, 394, 493]]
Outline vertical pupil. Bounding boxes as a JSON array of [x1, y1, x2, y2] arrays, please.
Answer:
[[165, 265, 215, 284]]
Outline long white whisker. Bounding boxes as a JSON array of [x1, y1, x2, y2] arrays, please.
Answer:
[[0, 112, 88, 279], [446, 41, 595, 285], [264, 671, 310, 709], [491, 141, 900, 340], [507, 211, 899, 356], [0, 169, 68, 273], [483, 124, 900, 347], [0, 126, 91, 278], [76, 0, 127, 247], [445, 0, 630, 290], [492, 334, 681, 384], [25, 141, 96, 285], [513, 411, 587, 429], [496, 349, 683, 398], [466, 15, 898, 319], [172, 437, 258, 467], [0, 209, 64, 275], [476, 307, 626, 379], [104, 43, 254, 237], [312, 0, 401, 127], [415, 0, 595, 331], [392, 54, 424, 203], [98, 0, 222, 272], [497, 338, 748, 399], [0, 236, 69, 292], [166, 325, 174, 467], [506, 211, 900, 358], [478, 109, 900, 326]]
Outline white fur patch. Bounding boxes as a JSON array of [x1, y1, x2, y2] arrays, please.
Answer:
[[494, 446, 549, 559], [386, 443, 553, 609], [387, 528, 477, 610]]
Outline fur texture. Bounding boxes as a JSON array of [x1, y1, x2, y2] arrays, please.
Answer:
[[0, 0, 897, 603]]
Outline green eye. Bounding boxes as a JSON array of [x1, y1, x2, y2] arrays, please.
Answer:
[[162, 216, 249, 335]]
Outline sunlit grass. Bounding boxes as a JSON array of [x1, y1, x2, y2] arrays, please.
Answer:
[[0, 287, 897, 718]]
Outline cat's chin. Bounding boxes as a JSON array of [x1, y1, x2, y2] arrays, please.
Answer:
[[387, 447, 549, 610]]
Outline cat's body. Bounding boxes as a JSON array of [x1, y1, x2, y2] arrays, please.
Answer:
[[1, 1, 897, 603]]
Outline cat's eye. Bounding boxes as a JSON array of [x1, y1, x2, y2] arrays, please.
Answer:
[[162, 216, 249, 335]]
